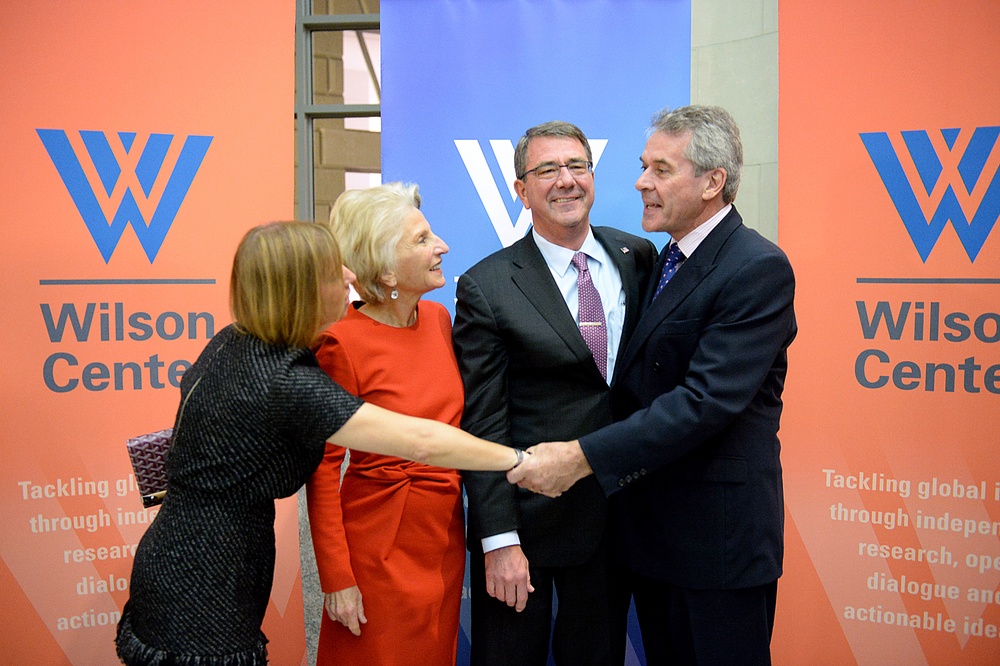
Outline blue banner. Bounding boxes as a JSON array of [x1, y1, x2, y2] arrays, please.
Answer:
[[382, 0, 691, 312], [382, 2, 690, 664]]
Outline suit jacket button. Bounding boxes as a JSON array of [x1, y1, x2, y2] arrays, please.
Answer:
[[618, 479, 626, 487], [639, 469, 647, 476], [652, 362, 661, 372]]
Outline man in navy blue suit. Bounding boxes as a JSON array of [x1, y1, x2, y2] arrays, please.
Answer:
[[509, 105, 797, 665]]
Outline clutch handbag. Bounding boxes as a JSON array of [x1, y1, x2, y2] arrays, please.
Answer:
[[126, 428, 173, 508], [126, 339, 220, 508]]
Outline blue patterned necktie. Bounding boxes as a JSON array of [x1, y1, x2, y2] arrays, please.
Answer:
[[572, 252, 607, 380], [653, 242, 685, 300]]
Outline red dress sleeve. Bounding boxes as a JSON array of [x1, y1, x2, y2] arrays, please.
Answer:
[[306, 329, 359, 593]]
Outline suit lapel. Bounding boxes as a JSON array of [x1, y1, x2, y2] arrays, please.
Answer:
[[594, 228, 642, 331], [617, 207, 744, 374], [593, 227, 643, 377], [509, 234, 593, 364]]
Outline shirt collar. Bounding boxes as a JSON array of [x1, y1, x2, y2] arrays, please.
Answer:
[[532, 227, 605, 277], [673, 203, 732, 258]]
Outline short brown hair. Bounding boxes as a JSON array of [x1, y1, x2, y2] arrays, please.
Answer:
[[514, 120, 593, 180], [230, 221, 342, 347]]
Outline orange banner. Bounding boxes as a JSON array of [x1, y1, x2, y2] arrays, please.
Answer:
[[0, 3, 300, 664], [777, 1, 1000, 664]]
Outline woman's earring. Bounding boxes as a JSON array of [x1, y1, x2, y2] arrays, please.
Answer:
[[390, 289, 399, 300]]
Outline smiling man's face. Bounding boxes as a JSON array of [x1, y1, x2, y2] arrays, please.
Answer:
[[514, 135, 595, 248]]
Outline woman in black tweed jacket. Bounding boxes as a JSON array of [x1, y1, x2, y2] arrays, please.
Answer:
[[116, 222, 523, 666]]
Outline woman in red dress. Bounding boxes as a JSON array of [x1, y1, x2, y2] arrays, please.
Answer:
[[116, 221, 523, 666], [307, 182, 467, 665]]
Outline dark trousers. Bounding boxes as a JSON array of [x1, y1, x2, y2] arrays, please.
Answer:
[[469, 540, 614, 666], [611, 569, 778, 666]]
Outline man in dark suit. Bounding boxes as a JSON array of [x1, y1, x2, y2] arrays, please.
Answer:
[[453, 120, 656, 665], [509, 105, 797, 665]]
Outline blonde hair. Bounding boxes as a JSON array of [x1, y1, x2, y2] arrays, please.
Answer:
[[230, 221, 342, 347], [325, 182, 421, 304]]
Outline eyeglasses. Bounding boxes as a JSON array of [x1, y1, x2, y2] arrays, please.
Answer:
[[520, 161, 593, 181]]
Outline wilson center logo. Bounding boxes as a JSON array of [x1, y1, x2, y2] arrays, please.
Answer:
[[38, 129, 213, 263], [455, 138, 607, 248], [860, 126, 1000, 262]]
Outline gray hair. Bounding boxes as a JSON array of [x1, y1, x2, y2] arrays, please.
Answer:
[[325, 182, 421, 304], [649, 105, 743, 204], [514, 120, 593, 180]]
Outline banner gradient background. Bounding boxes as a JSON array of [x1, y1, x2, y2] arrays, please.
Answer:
[[777, 1, 1000, 664], [381, 2, 690, 664], [0, 3, 301, 663]]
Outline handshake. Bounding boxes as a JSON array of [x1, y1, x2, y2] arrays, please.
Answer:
[[506, 440, 592, 498]]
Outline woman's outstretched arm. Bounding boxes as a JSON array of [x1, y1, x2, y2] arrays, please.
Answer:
[[331, 402, 522, 471]]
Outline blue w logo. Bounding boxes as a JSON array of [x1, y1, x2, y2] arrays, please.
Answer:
[[37, 129, 212, 263], [860, 127, 1000, 262]]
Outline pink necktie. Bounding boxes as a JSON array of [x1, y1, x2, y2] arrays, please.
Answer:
[[572, 252, 607, 380], [653, 242, 685, 300]]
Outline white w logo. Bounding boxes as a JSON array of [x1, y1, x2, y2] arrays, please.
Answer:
[[455, 139, 608, 247]]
